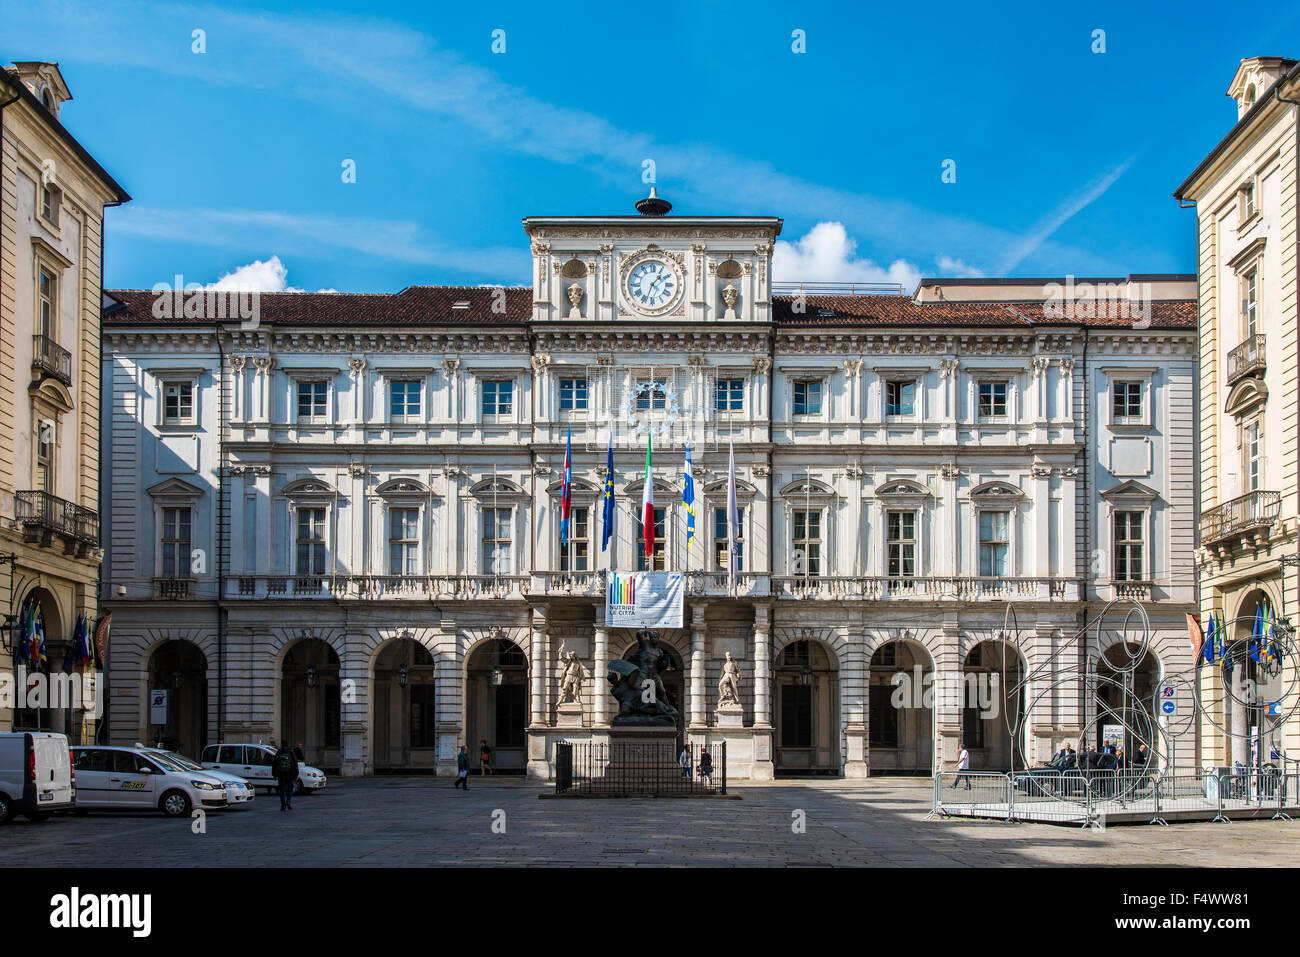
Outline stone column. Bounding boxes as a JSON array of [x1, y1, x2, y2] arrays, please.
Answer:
[[530, 605, 548, 727], [751, 603, 775, 780], [593, 604, 610, 726], [339, 631, 368, 777], [935, 616, 963, 775], [841, 625, 869, 778], [689, 604, 707, 729], [434, 611, 460, 777]]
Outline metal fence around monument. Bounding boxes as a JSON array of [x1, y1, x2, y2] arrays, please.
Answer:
[[554, 740, 726, 796]]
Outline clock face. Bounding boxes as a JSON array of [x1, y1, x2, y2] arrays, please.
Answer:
[[627, 259, 678, 310]]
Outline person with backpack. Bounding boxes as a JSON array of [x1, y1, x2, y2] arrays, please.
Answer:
[[699, 747, 713, 784], [272, 740, 298, 811]]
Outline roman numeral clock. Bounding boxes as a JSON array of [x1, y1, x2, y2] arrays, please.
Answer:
[[620, 248, 685, 317]]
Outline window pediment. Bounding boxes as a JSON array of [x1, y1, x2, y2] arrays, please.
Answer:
[[969, 481, 1025, 501], [470, 477, 525, 499], [702, 478, 758, 497], [283, 478, 336, 496], [1225, 378, 1267, 417], [147, 477, 205, 501], [623, 479, 676, 497], [545, 478, 599, 496], [1100, 480, 1159, 502], [876, 480, 932, 498], [29, 376, 74, 415], [376, 478, 432, 497]]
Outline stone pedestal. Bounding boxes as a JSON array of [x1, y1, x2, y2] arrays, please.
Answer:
[[714, 702, 744, 729], [556, 700, 585, 728], [601, 724, 681, 794]]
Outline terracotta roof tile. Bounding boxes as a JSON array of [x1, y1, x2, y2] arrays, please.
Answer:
[[102, 287, 1196, 330]]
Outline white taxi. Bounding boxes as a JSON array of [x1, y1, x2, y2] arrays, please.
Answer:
[[138, 746, 255, 806], [200, 744, 327, 794], [70, 746, 227, 817]]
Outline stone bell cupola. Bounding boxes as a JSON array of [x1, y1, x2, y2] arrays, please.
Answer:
[[1227, 56, 1296, 121], [8, 61, 73, 120]]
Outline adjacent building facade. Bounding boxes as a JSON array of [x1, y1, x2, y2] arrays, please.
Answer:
[[1177, 55, 1300, 767], [99, 204, 1199, 778], [0, 63, 128, 737]]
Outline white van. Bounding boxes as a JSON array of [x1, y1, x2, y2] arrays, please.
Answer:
[[0, 732, 75, 822]]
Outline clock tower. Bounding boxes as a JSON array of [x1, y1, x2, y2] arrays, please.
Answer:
[[522, 191, 782, 325]]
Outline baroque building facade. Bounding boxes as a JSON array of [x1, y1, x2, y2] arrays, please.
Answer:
[[0, 63, 128, 736], [1177, 55, 1300, 767], [100, 203, 1198, 778]]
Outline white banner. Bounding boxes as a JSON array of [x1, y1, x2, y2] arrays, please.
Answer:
[[607, 571, 684, 629]]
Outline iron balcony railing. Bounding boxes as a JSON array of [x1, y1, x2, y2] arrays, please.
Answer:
[[1226, 334, 1266, 385], [31, 334, 72, 385], [154, 578, 196, 599], [1199, 489, 1281, 544], [15, 490, 100, 545]]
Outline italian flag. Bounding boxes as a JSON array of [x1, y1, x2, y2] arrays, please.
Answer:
[[641, 434, 655, 558]]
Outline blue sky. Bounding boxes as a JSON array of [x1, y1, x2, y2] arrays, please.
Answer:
[[9, 0, 1300, 293]]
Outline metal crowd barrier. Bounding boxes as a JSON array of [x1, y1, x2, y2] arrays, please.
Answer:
[[932, 766, 1300, 826]]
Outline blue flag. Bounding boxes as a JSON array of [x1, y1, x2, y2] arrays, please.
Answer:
[[601, 437, 614, 552], [1204, 612, 1217, 664]]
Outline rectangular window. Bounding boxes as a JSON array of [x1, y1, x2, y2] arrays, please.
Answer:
[[41, 184, 60, 226], [389, 380, 422, 422], [482, 507, 513, 575], [295, 508, 327, 576], [388, 507, 421, 576], [715, 378, 744, 413], [1245, 421, 1263, 492], [792, 509, 822, 577], [410, 685, 436, 747], [1243, 180, 1257, 220], [869, 685, 899, 747], [636, 506, 666, 571], [296, 381, 327, 422], [163, 381, 195, 425], [559, 378, 588, 412], [482, 380, 514, 417], [1111, 381, 1143, 423], [963, 706, 985, 748], [34, 421, 54, 494], [781, 684, 813, 748], [161, 507, 193, 579], [978, 381, 1008, 419], [885, 380, 916, 417], [37, 268, 57, 338], [887, 510, 916, 578], [635, 380, 667, 411], [793, 380, 822, 416], [559, 506, 589, 572], [713, 505, 744, 572], [979, 510, 1010, 577], [1113, 511, 1144, 582], [1242, 270, 1259, 337]]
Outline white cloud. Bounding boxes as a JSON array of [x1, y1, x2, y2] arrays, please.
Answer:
[[936, 256, 985, 278], [207, 256, 298, 293], [774, 222, 922, 292]]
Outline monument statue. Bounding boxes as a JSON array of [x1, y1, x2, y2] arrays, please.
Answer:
[[607, 629, 679, 725], [558, 644, 587, 704], [717, 651, 742, 706]]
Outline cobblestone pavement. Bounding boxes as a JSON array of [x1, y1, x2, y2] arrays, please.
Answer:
[[2, 778, 1297, 867]]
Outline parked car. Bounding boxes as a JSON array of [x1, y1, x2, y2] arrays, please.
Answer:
[[137, 746, 255, 806], [0, 732, 75, 822], [70, 746, 227, 817], [200, 743, 327, 794]]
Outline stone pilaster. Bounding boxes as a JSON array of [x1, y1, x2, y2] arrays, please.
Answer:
[[689, 603, 707, 729], [593, 604, 610, 726]]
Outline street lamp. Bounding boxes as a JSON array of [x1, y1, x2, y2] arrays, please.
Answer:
[[800, 664, 814, 687], [306, 665, 318, 689], [490, 666, 504, 687], [398, 666, 408, 688], [171, 670, 183, 690]]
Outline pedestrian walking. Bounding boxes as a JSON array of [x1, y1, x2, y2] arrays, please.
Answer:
[[953, 743, 972, 790], [272, 740, 298, 811], [678, 745, 690, 778], [455, 745, 471, 790], [699, 747, 713, 785], [479, 739, 492, 776], [293, 742, 305, 763]]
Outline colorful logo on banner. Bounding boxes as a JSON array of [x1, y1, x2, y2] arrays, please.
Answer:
[[606, 571, 684, 628]]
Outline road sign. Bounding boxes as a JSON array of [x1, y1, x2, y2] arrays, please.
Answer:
[[1161, 685, 1175, 698], [1161, 699, 1176, 715], [1266, 701, 1283, 717], [149, 689, 168, 725]]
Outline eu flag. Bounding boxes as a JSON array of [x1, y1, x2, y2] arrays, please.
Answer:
[[601, 436, 614, 552]]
